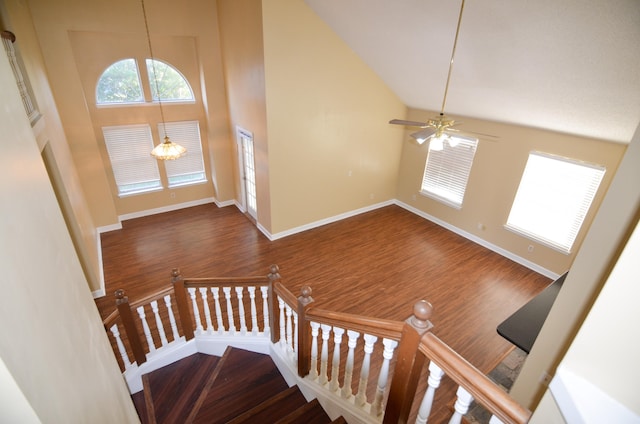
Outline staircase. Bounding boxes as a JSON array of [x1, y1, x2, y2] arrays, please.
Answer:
[[132, 346, 347, 424]]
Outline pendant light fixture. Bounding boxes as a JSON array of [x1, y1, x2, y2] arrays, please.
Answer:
[[141, 0, 187, 160]]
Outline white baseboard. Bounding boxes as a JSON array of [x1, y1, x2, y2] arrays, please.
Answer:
[[118, 197, 217, 222], [97, 222, 122, 233], [266, 200, 395, 241], [394, 200, 558, 279]]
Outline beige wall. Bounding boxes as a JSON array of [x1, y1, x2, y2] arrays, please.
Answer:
[[261, 0, 406, 234], [217, 0, 272, 231], [0, 39, 139, 423], [1, 0, 102, 292], [27, 0, 235, 224], [395, 108, 626, 275], [510, 121, 640, 409]]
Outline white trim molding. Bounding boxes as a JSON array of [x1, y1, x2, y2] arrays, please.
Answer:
[[267, 200, 395, 241], [118, 197, 216, 222], [394, 200, 558, 280]]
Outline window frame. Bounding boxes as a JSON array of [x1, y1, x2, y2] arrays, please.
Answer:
[[102, 124, 163, 197], [158, 120, 207, 188], [419, 134, 479, 209], [505, 151, 606, 254], [95, 58, 145, 105]]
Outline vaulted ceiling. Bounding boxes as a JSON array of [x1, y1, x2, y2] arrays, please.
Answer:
[[304, 0, 640, 143]]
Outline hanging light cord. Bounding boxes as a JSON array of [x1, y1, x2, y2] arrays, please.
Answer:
[[141, 0, 168, 141], [440, 0, 465, 116]]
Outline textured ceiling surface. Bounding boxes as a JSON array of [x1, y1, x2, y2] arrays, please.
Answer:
[[304, 0, 640, 143]]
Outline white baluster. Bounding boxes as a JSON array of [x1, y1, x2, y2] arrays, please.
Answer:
[[188, 288, 203, 334], [309, 322, 320, 380], [109, 324, 131, 368], [489, 416, 505, 424], [150, 300, 168, 346], [416, 361, 445, 424], [285, 305, 294, 354], [329, 327, 345, 392], [448, 386, 474, 424], [235, 287, 247, 335], [319, 324, 332, 385], [198, 288, 214, 333], [260, 286, 270, 336], [293, 310, 299, 356], [371, 338, 398, 416], [247, 286, 258, 334], [355, 333, 378, 407], [163, 295, 180, 341], [341, 330, 360, 399], [223, 287, 236, 334], [136, 306, 156, 352], [278, 297, 286, 347], [211, 287, 225, 334]]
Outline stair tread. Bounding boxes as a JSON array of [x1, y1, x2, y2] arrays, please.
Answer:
[[131, 391, 149, 424], [227, 385, 307, 423], [275, 398, 332, 424], [192, 347, 290, 423], [144, 353, 220, 424]]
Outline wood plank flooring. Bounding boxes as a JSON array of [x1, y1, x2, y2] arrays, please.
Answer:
[[95, 203, 550, 421]]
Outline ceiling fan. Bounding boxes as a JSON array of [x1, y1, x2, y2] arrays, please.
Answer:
[[389, 0, 497, 149]]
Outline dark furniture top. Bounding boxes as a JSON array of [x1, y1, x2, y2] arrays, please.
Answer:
[[497, 272, 568, 353]]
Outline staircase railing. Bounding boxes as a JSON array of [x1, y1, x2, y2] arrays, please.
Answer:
[[102, 264, 531, 424]]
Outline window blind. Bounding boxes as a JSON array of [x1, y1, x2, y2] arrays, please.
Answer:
[[159, 121, 206, 187], [506, 152, 605, 253], [102, 124, 161, 195], [420, 136, 478, 208]]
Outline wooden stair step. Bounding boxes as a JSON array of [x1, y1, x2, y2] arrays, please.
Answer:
[[274, 398, 332, 424], [330, 417, 348, 424], [226, 385, 307, 423], [190, 347, 290, 423], [143, 353, 220, 424], [131, 391, 149, 424]]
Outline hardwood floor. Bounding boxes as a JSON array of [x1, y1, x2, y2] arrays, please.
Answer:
[[96, 203, 549, 421]]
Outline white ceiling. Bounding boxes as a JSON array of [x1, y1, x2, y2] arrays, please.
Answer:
[[304, 0, 640, 143]]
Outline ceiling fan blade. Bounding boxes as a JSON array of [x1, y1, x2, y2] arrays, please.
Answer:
[[410, 127, 437, 143], [389, 119, 429, 127]]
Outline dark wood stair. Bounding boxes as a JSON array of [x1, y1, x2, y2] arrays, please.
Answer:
[[133, 347, 346, 424]]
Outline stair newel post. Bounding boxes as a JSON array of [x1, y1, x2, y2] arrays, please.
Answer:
[[383, 300, 434, 424], [171, 268, 195, 341], [267, 264, 281, 344], [296, 285, 314, 377], [114, 289, 146, 366]]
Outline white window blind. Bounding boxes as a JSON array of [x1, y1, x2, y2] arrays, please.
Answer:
[[102, 124, 161, 196], [420, 135, 478, 208], [159, 121, 206, 187], [506, 152, 605, 253]]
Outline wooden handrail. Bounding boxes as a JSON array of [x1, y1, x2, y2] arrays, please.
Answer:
[[183, 276, 270, 288], [102, 309, 120, 328], [305, 307, 405, 340], [420, 332, 532, 424], [128, 286, 175, 310], [272, 281, 298, 307]]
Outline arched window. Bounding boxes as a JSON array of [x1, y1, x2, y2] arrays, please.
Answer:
[[96, 58, 194, 104], [96, 58, 144, 104], [145, 59, 194, 102]]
